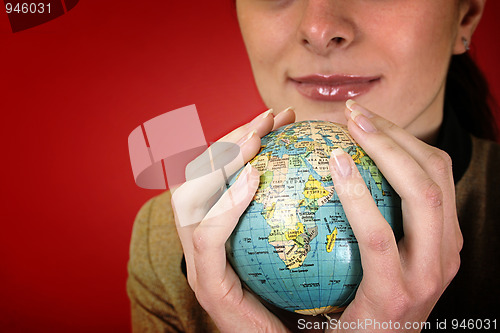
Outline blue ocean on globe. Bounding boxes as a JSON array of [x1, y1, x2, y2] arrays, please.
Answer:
[[226, 120, 402, 315]]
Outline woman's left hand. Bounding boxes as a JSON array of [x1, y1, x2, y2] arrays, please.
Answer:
[[326, 100, 463, 332]]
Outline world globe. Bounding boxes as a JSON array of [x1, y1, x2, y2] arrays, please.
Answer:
[[226, 120, 403, 316]]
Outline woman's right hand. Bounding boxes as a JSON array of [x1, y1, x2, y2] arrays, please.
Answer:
[[171, 107, 296, 332]]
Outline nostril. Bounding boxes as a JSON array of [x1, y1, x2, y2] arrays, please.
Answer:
[[332, 37, 344, 45]]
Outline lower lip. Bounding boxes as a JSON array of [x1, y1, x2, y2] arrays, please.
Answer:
[[291, 78, 380, 101]]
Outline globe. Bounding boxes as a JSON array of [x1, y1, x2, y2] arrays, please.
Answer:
[[226, 120, 403, 316]]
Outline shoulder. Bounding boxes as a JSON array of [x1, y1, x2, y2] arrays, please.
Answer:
[[432, 137, 500, 319], [470, 136, 500, 163], [129, 191, 181, 285], [456, 136, 500, 197], [127, 192, 218, 332], [456, 136, 500, 221]]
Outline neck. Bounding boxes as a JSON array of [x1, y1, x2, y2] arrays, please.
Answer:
[[404, 88, 445, 145]]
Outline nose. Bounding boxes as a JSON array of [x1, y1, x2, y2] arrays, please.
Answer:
[[298, 0, 355, 56]]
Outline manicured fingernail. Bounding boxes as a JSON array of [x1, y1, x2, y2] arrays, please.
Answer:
[[262, 108, 273, 119], [273, 106, 294, 123], [237, 130, 257, 146], [245, 130, 257, 143], [331, 148, 352, 178], [351, 110, 377, 133], [230, 163, 252, 202], [249, 108, 273, 127], [346, 99, 374, 118], [346, 99, 356, 111], [239, 162, 252, 179]]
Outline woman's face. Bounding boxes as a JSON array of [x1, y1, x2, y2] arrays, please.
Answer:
[[236, 0, 477, 141]]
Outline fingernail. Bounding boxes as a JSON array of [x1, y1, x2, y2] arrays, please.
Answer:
[[346, 99, 356, 111], [235, 163, 253, 188], [346, 99, 374, 118], [230, 163, 252, 203], [262, 108, 273, 119], [237, 130, 257, 146], [282, 106, 294, 113], [250, 108, 273, 127], [351, 110, 377, 133], [331, 148, 352, 178], [239, 162, 252, 179]]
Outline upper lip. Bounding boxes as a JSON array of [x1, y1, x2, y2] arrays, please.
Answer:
[[290, 74, 380, 85]]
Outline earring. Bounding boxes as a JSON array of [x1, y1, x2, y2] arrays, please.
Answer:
[[462, 37, 470, 52]]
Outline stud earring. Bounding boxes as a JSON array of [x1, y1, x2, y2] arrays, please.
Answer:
[[462, 37, 470, 52]]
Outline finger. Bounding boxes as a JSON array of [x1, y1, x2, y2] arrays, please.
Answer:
[[344, 101, 445, 265], [172, 130, 262, 228], [192, 106, 294, 183], [172, 132, 261, 289], [329, 148, 402, 291], [173, 106, 293, 227], [174, 107, 292, 289], [347, 101, 461, 253], [174, 163, 259, 289], [219, 108, 274, 143], [192, 164, 260, 290], [179, 107, 279, 203], [187, 109, 274, 184], [172, 107, 275, 221], [172, 110, 271, 286], [272, 107, 295, 130]]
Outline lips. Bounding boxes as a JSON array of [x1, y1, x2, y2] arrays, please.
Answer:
[[290, 74, 380, 101]]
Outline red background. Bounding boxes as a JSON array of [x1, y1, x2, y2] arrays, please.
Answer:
[[1, 1, 499, 332]]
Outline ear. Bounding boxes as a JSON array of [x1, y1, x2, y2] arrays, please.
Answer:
[[453, 0, 487, 54]]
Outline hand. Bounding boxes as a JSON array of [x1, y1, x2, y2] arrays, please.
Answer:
[[171, 107, 296, 332], [327, 101, 463, 332]]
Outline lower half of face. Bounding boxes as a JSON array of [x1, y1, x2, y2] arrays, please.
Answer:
[[237, 0, 463, 141]]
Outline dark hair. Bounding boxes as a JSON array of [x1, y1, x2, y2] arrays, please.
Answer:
[[446, 53, 498, 141]]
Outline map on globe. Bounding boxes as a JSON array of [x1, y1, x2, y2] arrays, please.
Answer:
[[227, 120, 402, 316]]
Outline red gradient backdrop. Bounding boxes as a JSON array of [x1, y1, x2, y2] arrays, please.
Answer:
[[0, 1, 499, 332]]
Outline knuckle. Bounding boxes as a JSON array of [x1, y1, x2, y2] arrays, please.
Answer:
[[421, 178, 443, 209], [186, 270, 197, 292], [195, 283, 241, 314], [184, 158, 197, 179], [194, 289, 214, 310], [378, 138, 400, 157], [455, 226, 464, 252], [223, 125, 247, 141], [171, 188, 207, 227], [384, 120, 398, 132], [185, 150, 208, 181], [457, 233, 464, 252], [185, 142, 239, 183], [365, 229, 395, 255], [428, 149, 452, 178], [419, 276, 442, 302], [383, 289, 412, 319], [192, 227, 210, 253], [445, 252, 461, 281], [171, 184, 188, 207]]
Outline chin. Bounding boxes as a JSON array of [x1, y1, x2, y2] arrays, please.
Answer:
[[292, 101, 348, 124]]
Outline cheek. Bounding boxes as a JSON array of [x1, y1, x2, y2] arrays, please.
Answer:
[[374, 10, 455, 114], [379, 6, 454, 68], [240, 13, 296, 105], [249, 23, 292, 75]]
